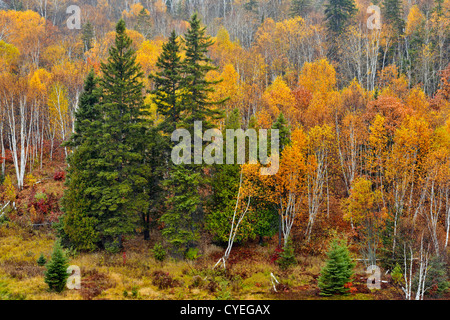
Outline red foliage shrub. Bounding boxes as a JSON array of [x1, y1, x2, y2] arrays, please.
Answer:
[[269, 246, 284, 264], [344, 281, 358, 294], [53, 170, 65, 181], [151, 270, 180, 289], [29, 193, 59, 215], [47, 211, 63, 223], [227, 247, 258, 266], [80, 269, 114, 300], [26, 190, 61, 224]]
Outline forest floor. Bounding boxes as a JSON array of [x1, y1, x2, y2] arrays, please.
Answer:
[[0, 222, 406, 300], [1, 158, 449, 300], [0, 161, 450, 300]]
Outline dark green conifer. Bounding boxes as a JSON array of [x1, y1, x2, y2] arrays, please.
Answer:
[[60, 69, 101, 251], [324, 0, 357, 59], [290, 0, 312, 18], [382, 0, 405, 34], [37, 253, 47, 266], [318, 239, 355, 296], [150, 30, 184, 137], [160, 14, 225, 254], [93, 19, 150, 250], [44, 242, 69, 293]]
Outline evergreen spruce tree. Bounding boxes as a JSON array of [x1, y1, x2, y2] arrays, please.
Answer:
[[150, 30, 184, 138], [325, 0, 357, 36], [290, 0, 312, 18], [207, 109, 250, 242], [318, 239, 355, 296], [382, 0, 405, 34], [181, 13, 225, 131], [60, 69, 101, 251], [420, 256, 449, 298], [324, 0, 357, 59], [433, 0, 444, 17], [135, 7, 152, 38], [92, 19, 150, 250], [148, 30, 190, 242], [67, 69, 100, 148], [160, 13, 225, 254], [81, 21, 94, 52], [141, 125, 165, 241], [37, 253, 47, 266], [271, 112, 290, 152], [271, 112, 290, 246], [150, 29, 194, 252], [253, 206, 278, 245], [161, 14, 222, 253], [243, 0, 258, 12], [161, 165, 201, 255], [44, 242, 69, 293], [277, 239, 297, 270]]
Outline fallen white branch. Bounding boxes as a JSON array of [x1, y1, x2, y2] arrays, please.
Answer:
[[270, 273, 279, 292], [0, 200, 10, 219]]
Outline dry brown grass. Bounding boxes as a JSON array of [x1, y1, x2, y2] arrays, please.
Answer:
[[0, 223, 406, 300]]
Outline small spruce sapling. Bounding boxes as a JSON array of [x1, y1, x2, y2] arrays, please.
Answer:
[[37, 253, 47, 266], [277, 239, 297, 270], [318, 238, 355, 296], [44, 242, 69, 293], [152, 243, 166, 262]]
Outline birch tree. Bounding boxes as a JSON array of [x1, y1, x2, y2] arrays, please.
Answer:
[[305, 124, 333, 242], [275, 127, 307, 245], [0, 73, 33, 189], [214, 167, 251, 269], [48, 83, 70, 158]]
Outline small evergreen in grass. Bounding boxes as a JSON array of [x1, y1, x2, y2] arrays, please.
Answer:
[[277, 239, 297, 270], [318, 238, 355, 296], [152, 242, 166, 262], [44, 242, 69, 293], [37, 253, 47, 266], [185, 247, 201, 260]]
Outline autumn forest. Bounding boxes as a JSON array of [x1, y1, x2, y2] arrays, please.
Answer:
[[0, 0, 449, 302]]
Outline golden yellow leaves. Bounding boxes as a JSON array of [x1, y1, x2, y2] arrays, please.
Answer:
[[29, 68, 52, 103], [276, 127, 308, 196], [0, 41, 19, 73], [342, 177, 387, 227], [406, 5, 425, 37], [387, 115, 432, 183], [136, 40, 163, 87], [262, 76, 296, 120], [299, 59, 336, 96], [0, 10, 45, 68], [154, 0, 167, 14], [366, 95, 412, 135], [209, 27, 242, 68], [206, 63, 243, 114], [296, 59, 338, 128], [122, 3, 149, 20], [377, 65, 409, 100], [2, 175, 16, 204]]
